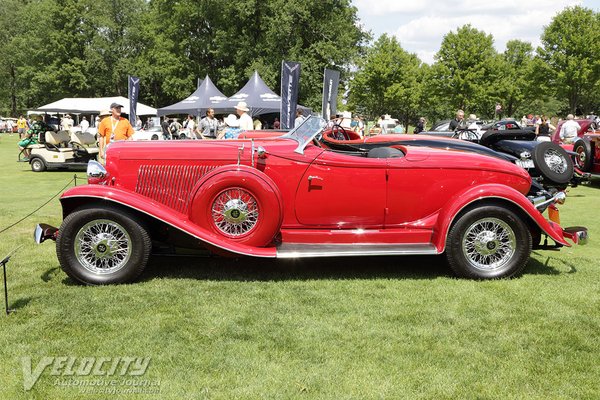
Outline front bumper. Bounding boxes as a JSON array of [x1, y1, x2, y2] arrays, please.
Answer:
[[34, 223, 58, 243]]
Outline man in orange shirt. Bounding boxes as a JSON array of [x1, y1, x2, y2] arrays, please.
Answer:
[[98, 102, 134, 160]]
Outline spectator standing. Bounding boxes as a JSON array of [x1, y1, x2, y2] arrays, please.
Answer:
[[218, 114, 241, 139], [135, 117, 143, 130], [235, 102, 253, 130], [61, 114, 74, 131], [199, 108, 218, 138], [184, 115, 196, 137], [358, 116, 365, 137], [294, 109, 305, 128], [559, 114, 581, 144], [414, 117, 426, 134], [253, 119, 262, 130], [449, 110, 465, 131], [161, 116, 171, 140], [272, 118, 280, 129], [98, 103, 134, 160], [535, 115, 555, 138], [169, 119, 182, 138], [80, 116, 89, 133], [521, 115, 528, 127], [17, 115, 28, 138], [6, 118, 14, 135]]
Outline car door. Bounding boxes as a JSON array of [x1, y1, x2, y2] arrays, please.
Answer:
[[294, 151, 387, 227], [384, 153, 446, 226]]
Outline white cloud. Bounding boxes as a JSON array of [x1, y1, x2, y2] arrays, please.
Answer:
[[354, 0, 586, 64]]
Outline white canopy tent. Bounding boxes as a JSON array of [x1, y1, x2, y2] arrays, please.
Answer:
[[30, 96, 157, 116]]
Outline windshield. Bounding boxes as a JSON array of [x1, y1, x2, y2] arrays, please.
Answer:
[[280, 116, 327, 154]]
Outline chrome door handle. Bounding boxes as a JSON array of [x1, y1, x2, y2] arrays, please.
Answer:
[[308, 175, 323, 182]]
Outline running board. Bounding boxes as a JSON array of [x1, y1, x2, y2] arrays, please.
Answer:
[[276, 243, 438, 258]]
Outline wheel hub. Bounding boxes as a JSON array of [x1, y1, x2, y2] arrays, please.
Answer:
[[222, 199, 249, 224], [473, 231, 500, 256], [74, 219, 131, 274], [211, 188, 259, 237], [544, 149, 567, 174], [462, 217, 516, 271]]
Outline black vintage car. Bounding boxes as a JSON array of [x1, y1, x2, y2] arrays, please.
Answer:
[[321, 124, 575, 193]]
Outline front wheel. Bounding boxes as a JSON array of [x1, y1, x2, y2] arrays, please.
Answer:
[[56, 206, 151, 285], [30, 157, 46, 172], [446, 205, 532, 279]]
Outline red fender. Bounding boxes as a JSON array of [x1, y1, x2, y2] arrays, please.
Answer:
[[432, 183, 570, 252], [189, 165, 284, 247], [59, 185, 277, 258]]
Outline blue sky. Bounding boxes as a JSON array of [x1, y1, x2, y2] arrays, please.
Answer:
[[353, 0, 600, 63]]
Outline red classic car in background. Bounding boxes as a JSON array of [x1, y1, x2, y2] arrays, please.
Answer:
[[35, 117, 587, 285], [552, 118, 600, 177]]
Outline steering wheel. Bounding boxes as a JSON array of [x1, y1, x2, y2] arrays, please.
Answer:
[[452, 128, 479, 141], [331, 124, 350, 141]]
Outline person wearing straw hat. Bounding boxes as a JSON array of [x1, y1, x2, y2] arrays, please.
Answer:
[[234, 101, 253, 130]]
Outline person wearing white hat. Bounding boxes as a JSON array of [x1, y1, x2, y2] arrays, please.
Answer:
[[219, 114, 241, 139], [235, 101, 253, 130]]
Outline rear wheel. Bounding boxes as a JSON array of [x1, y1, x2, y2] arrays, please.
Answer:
[[56, 206, 151, 285], [30, 157, 46, 172], [532, 142, 573, 185], [151, 134, 159, 140], [446, 205, 532, 279], [573, 139, 593, 172]]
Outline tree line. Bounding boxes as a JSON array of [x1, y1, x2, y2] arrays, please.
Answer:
[[0, 1, 598, 127]]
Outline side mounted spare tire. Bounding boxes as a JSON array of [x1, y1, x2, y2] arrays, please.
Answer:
[[189, 168, 283, 247], [573, 139, 593, 172], [531, 142, 573, 185]]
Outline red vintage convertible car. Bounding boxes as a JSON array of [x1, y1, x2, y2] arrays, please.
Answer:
[[35, 117, 587, 284], [552, 119, 600, 176]]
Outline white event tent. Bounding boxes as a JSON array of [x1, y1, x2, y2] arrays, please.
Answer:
[[30, 96, 157, 116]]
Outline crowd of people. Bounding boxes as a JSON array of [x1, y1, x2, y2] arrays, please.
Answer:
[[11, 99, 595, 163], [159, 102, 307, 140]]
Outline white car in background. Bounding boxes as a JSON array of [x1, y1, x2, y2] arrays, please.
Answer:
[[132, 126, 163, 141]]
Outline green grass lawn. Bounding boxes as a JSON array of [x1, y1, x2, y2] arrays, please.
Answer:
[[0, 133, 598, 399]]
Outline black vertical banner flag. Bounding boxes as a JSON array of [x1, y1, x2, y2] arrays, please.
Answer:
[[280, 61, 301, 129], [322, 68, 340, 121], [128, 75, 140, 126]]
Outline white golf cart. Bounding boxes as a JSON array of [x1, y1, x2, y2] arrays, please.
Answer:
[[19, 129, 99, 172]]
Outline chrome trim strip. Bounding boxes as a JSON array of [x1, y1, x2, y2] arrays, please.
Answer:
[[277, 243, 439, 258]]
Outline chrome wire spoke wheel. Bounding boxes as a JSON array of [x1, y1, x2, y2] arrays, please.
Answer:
[[461, 217, 516, 272], [544, 148, 567, 174], [211, 188, 259, 237], [74, 219, 132, 274]]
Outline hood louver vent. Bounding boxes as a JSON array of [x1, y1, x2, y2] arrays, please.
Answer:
[[135, 164, 215, 214]]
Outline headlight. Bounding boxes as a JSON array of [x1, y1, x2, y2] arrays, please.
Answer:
[[87, 160, 107, 184]]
